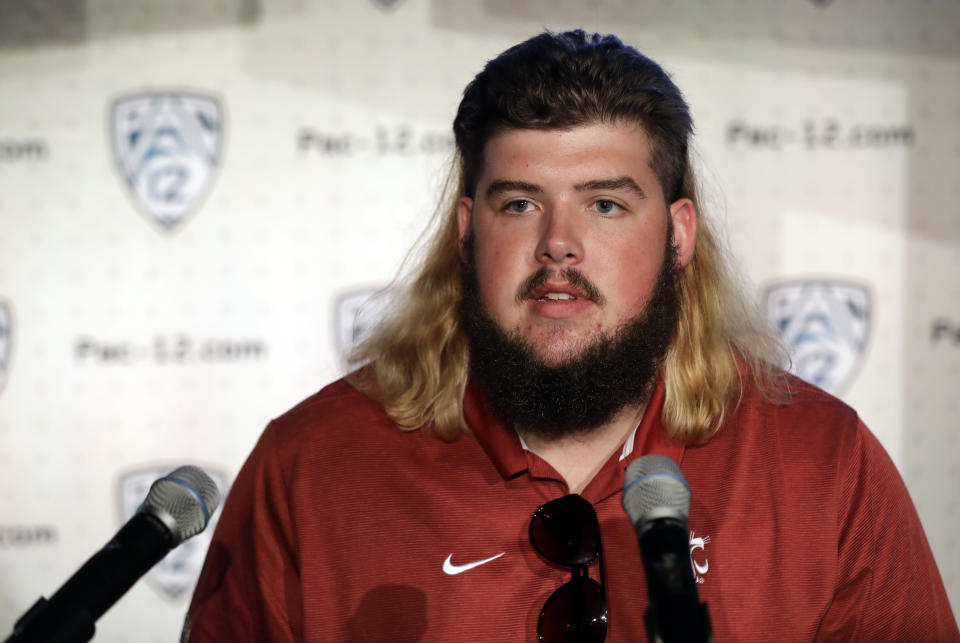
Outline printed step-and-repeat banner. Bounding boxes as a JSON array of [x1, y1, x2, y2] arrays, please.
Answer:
[[1, 1, 958, 640]]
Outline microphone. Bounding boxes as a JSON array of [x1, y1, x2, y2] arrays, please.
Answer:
[[4, 465, 221, 643], [622, 455, 711, 643]]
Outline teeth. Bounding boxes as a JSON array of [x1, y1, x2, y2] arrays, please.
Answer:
[[538, 293, 576, 301]]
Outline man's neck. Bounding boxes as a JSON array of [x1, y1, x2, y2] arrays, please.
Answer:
[[518, 402, 647, 495]]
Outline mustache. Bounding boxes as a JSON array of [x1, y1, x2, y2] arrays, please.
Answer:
[[515, 267, 605, 304]]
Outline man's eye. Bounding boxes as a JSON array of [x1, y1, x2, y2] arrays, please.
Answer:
[[506, 200, 532, 213], [593, 199, 621, 215]]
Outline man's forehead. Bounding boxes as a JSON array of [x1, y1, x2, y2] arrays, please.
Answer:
[[476, 122, 658, 189]]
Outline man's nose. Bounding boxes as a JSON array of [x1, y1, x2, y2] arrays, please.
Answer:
[[535, 206, 584, 265]]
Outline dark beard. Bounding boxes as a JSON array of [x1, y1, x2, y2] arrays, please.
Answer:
[[458, 232, 682, 439]]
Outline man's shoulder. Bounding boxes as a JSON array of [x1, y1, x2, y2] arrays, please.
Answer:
[[686, 369, 879, 507], [245, 375, 482, 504], [264, 375, 397, 453], [703, 369, 866, 466], [739, 369, 860, 433], [275, 375, 377, 422]]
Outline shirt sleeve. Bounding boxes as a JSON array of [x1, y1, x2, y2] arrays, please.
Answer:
[[816, 418, 959, 640], [182, 422, 303, 642]]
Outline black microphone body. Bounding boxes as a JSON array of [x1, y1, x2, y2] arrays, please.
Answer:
[[6, 512, 175, 643], [638, 517, 711, 643]]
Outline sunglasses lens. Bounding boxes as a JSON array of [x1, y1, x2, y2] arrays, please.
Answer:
[[530, 494, 601, 566], [538, 576, 607, 643]]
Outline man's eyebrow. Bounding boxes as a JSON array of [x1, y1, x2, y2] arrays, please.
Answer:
[[574, 177, 646, 199], [484, 180, 545, 199]]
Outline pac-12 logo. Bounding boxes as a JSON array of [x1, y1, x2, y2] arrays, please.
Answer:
[[118, 464, 230, 599], [0, 299, 11, 396], [764, 279, 871, 394], [334, 287, 395, 362], [110, 91, 224, 232]]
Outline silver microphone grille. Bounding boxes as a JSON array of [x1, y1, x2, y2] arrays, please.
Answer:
[[138, 465, 221, 543], [622, 454, 690, 529]]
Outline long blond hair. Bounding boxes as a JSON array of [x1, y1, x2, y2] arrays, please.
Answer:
[[349, 31, 786, 443]]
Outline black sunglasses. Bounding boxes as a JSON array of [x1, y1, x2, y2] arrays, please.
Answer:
[[529, 494, 608, 643]]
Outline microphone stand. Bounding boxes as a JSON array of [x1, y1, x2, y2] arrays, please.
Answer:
[[4, 513, 173, 643]]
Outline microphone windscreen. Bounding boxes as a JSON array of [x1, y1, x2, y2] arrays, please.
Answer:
[[138, 465, 221, 543], [622, 455, 690, 529]]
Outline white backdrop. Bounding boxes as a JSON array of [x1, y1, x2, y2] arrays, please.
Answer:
[[1, 1, 958, 640]]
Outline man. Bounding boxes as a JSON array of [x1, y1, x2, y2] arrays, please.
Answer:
[[184, 31, 958, 641]]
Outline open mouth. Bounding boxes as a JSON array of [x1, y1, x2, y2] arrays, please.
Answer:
[[536, 292, 577, 302], [517, 268, 604, 306]]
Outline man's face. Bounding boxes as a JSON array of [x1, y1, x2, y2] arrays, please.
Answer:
[[457, 121, 697, 366]]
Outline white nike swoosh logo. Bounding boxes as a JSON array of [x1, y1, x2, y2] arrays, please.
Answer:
[[442, 552, 505, 575]]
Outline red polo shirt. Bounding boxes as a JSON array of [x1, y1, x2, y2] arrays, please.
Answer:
[[184, 374, 958, 641]]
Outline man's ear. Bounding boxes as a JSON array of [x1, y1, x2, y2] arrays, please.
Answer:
[[669, 198, 698, 268], [457, 197, 473, 261]]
